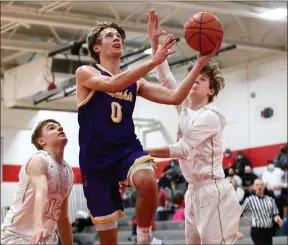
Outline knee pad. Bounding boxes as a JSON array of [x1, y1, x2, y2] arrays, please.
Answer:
[[95, 220, 118, 231]]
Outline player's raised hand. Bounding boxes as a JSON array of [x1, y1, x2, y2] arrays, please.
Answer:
[[31, 224, 49, 244], [146, 9, 166, 41], [150, 34, 177, 66], [197, 44, 221, 65]]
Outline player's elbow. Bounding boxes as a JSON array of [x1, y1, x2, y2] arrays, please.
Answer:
[[170, 94, 183, 105]]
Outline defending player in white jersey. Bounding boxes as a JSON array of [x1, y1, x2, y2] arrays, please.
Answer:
[[144, 10, 242, 244], [1, 119, 74, 245]]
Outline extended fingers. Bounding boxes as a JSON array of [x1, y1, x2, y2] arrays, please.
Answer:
[[167, 49, 177, 56], [155, 13, 159, 26], [162, 34, 175, 46], [151, 9, 155, 22], [211, 43, 221, 56], [146, 13, 150, 22], [166, 39, 176, 50]]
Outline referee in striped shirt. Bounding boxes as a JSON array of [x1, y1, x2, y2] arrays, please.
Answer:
[[241, 178, 283, 245]]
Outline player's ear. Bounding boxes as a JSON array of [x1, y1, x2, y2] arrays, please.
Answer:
[[93, 44, 101, 54], [208, 88, 215, 96], [37, 137, 46, 148]]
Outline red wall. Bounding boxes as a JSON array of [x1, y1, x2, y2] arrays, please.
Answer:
[[2, 142, 286, 183], [234, 143, 286, 167]]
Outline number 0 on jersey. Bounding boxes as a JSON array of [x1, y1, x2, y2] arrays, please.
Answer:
[[111, 102, 122, 123]]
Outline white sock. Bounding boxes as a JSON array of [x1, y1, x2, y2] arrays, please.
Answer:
[[137, 227, 152, 244]]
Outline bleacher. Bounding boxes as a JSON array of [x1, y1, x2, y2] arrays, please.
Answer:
[[73, 207, 288, 245]]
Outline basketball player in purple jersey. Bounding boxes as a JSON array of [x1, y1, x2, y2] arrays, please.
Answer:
[[1, 119, 74, 245], [76, 20, 217, 245], [145, 9, 243, 244]]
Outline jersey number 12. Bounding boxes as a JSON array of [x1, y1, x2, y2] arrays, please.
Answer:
[[111, 102, 122, 123]]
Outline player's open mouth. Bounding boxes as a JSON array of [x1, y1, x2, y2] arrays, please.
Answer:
[[58, 132, 66, 137], [112, 44, 120, 49]]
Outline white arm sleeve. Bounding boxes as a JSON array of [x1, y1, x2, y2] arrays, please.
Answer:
[[156, 60, 177, 90], [168, 110, 222, 159], [156, 60, 186, 113]]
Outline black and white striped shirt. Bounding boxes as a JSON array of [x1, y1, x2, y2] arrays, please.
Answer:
[[241, 195, 279, 228]]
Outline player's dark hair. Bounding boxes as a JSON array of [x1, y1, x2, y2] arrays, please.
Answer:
[[87, 21, 126, 63], [31, 119, 60, 150], [187, 60, 225, 103]]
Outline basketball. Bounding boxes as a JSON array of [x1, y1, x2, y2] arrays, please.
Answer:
[[184, 12, 224, 53]]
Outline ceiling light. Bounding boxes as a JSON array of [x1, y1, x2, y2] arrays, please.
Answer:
[[260, 8, 287, 20]]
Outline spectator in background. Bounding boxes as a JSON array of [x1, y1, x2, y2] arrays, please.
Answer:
[[122, 187, 137, 208], [172, 192, 185, 221], [226, 168, 242, 187], [234, 151, 252, 177], [241, 166, 258, 191], [241, 179, 282, 245], [72, 210, 93, 233], [169, 159, 181, 175], [262, 160, 285, 191], [162, 161, 186, 187], [158, 165, 174, 190], [272, 186, 288, 236], [156, 186, 170, 221], [281, 165, 288, 189], [274, 145, 288, 169], [222, 148, 235, 176], [169, 160, 187, 193], [229, 178, 245, 204]]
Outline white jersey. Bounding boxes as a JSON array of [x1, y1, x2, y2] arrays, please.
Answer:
[[176, 104, 226, 183], [1, 150, 74, 241], [156, 60, 226, 184]]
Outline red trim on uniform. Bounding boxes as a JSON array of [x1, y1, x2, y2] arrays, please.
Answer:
[[2, 142, 286, 182]]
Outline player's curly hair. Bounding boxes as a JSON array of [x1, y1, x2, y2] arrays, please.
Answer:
[[31, 119, 60, 150], [187, 60, 225, 103], [86, 21, 126, 63]]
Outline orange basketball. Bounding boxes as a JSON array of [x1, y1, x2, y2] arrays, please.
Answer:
[[184, 12, 224, 53]]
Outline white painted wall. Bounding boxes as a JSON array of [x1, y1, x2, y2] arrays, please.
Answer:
[[1, 53, 287, 209], [1, 104, 80, 167]]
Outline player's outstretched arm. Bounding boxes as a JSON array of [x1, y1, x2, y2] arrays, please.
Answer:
[[137, 58, 202, 105], [76, 34, 177, 93], [145, 110, 222, 158], [138, 44, 219, 105], [57, 192, 73, 245], [147, 9, 177, 91], [27, 157, 49, 244]]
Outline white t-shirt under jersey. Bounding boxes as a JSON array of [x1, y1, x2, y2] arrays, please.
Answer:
[[1, 150, 74, 242], [156, 60, 226, 184]]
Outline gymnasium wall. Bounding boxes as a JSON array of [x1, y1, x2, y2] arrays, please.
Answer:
[[1, 52, 287, 210]]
